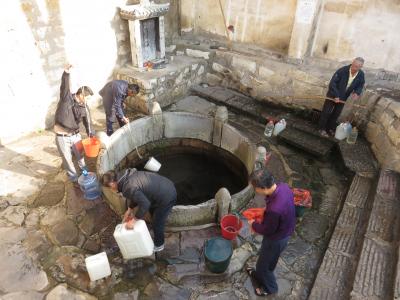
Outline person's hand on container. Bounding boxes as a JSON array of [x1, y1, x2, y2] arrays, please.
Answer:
[[248, 219, 256, 233], [123, 116, 129, 124], [125, 218, 136, 230]]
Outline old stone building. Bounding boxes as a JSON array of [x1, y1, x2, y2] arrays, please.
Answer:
[[1, 0, 400, 299]]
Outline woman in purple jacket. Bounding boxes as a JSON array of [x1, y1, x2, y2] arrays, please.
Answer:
[[247, 168, 296, 296]]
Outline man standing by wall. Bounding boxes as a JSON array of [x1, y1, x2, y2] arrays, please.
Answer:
[[246, 168, 296, 296], [102, 168, 176, 253], [319, 57, 365, 137], [99, 80, 140, 136], [54, 64, 94, 183]]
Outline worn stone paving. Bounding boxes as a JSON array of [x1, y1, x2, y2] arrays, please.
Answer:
[[0, 98, 351, 299]]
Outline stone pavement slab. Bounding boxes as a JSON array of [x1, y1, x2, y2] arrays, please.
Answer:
[[0, 132, 61, 205], [0, 242, 49, 293]]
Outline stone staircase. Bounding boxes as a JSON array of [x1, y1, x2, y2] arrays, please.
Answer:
[[278, 121, 336, 157], [309, 169, 400, 300]]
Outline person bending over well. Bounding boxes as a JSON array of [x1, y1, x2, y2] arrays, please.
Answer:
[[103, 168, 176, 252]]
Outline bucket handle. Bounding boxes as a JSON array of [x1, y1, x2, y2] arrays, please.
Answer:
[[232, 212, 241, 230]]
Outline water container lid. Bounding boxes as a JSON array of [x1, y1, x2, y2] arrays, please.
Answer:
[[204, 237, 232, 262], [78, 171, 97, 185]]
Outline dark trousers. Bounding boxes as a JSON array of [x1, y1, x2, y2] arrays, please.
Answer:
[[152, 198, 176, 247], [318, 100, 345, 132], [254, 236, 289, 294], [106, 114, 125, 136]]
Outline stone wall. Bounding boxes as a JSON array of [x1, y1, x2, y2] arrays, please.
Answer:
[[206, 50, 331, 110], [180, 0, 297, 53], [117, 56, 206, 113], [179, 0, 400, 74], [312, 1, 400, 72], [365, 98, 400, 172]]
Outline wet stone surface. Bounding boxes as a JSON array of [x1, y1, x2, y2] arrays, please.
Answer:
[[0, 98, 353, 299]]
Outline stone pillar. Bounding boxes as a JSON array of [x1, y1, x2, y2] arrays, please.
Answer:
[[215, 187, 231, 222], [151, 101, 163, 140], [128, 20, 143, 68], [159, 16, 166, 59], [213, 106, 228, 147], [288, 0, 321, 59], [254, 146, 267, 171]]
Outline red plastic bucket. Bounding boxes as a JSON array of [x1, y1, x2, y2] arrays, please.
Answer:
[[82, 137, 100, 158], [220, 214, 242, 240]]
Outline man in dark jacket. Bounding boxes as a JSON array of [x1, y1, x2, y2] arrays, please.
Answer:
[[99, 80, 140, 136], [246, 168, 295, 296], [103, 168, 176, 252], [54, 64, 94, 183], [319, 57, 365, 136]]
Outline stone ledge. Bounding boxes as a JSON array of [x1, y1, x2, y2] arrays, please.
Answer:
[[278, 127, 335, 157], [338, 138, 377, 177]]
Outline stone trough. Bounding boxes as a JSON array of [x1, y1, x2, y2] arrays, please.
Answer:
[[96, 105, 256, 227]]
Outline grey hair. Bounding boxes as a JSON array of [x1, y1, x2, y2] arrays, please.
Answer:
[[354, 57, 365, 64]]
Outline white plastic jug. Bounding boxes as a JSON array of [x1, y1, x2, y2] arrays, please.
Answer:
[[144, 157, 161, 172], [344, 122, 352, 137], [113, 220, 154, 259], [273, 119, 286, 136], [85, 252, 111, 281], [335, 122, 350, 140]]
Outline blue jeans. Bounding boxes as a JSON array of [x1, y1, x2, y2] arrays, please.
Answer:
[[151, 197, 176, 247], [55, 133, 86, 182], [254, 236, 289, 294]]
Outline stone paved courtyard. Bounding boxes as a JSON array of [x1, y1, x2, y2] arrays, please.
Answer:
[[0, 96, 366, 300]]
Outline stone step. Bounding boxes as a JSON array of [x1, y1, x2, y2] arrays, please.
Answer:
[[351, 169, 400, 300], [278, 127, 335, 157], [309, 175, 375, 300], [351, 238, 395, 300], [190, 85, 284, 122], [338, 138, 377, 178]]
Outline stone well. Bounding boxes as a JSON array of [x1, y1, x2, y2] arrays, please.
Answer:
[[96, 107, 256, 227]]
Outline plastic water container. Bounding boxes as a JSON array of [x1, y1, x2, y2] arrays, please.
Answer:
[[264, 121, 274, 137], [85, 252, 111, 281], [78, 170, 101, 200], [144, 157, 161, 172], [346, 127, 358, 144], [113, 220, 154, 259], [273, 119, 286, 136], [335, 122, 352, 140]]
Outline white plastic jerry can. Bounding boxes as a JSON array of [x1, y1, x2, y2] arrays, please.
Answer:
[[335, 122, 352, 140], [113, 220, 154, 259], [85, 252, 111, 281], [273, 119, 286, 136]]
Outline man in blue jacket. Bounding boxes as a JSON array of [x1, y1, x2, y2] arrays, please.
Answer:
[[246, 168, 296, 296], [319, 57, 365, 137], [99, 80, 140, 136]]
